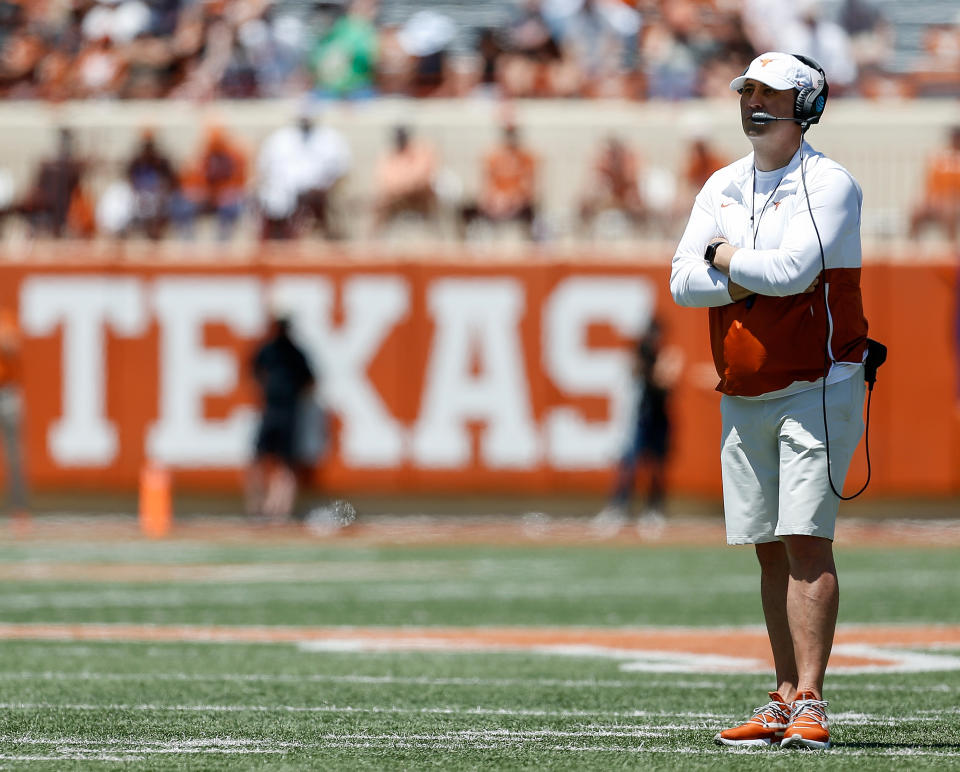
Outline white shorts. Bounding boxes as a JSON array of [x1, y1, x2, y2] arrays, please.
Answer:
[[720, 375, 865, 545]]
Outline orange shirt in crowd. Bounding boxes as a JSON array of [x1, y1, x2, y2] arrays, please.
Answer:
[[482, 144, 537, 214], [924, 149, 960, 202], [180, 126, 249, 205], [683, 141, 727, 191]]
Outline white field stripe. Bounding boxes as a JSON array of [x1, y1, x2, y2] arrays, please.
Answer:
[[7, 731, 960, 758], [0, 670, 956, 694], [0, 702, 942, 724]]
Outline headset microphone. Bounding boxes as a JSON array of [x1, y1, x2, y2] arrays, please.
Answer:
[[750, 112, 795, 123]]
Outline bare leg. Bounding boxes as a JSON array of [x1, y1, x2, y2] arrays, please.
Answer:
[[756, 540, 798, 700], [245, 460, 266, 518], [782, 534, 838, 699]]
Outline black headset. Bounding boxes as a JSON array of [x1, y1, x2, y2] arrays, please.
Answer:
[[790, 53, 829, 129]]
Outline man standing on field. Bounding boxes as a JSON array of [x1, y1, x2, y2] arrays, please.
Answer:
[[670, 52, 869, 750]]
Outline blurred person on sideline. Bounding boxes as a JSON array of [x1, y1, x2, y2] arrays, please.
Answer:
[[671, 52, 869, 750], [308, 0, 379, 99], [460, 122, 539, 240], [578, 134, 646, 237], [0, 307, 27, 524], [256, 104, 351, 240], [370, 124, 438, 237], [247, 312, 316, 524], [172, 122, 249, 241], [592, 318, 681, 534], [908, 125, 960, 244], [125, 127, 179, 240], [19, 127, 95, 238]]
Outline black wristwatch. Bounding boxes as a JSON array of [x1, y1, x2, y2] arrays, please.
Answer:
[[704, 239, 724, 266]]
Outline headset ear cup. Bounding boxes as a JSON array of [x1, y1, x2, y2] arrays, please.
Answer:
[[795, 88, 812, 122]]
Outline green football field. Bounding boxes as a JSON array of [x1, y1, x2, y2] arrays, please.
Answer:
[[0, 517, 958, 770]]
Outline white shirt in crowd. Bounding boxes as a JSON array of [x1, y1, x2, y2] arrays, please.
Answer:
[[256, 123, 352, 218]]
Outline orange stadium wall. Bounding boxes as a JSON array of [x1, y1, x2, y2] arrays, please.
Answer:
[[0, 251, 957, 497]]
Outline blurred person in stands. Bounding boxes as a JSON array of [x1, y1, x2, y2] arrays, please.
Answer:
[[308, 0, 378, 99], [125, 127, 179, 240], [780, 0, 856, 94], [548, 0, 641, 97], [256, 104, 351, 240], [395, 9, 456, 97], [909, 126, 960, 244], [460, 122, 539, 240], [909, 22, 960, 98], [370, 124, 437, 237], [0, 2, 47, 97], [838, 0, 893, 77], [578, 135, 646, 237], [19, 127, 95, 239], [641, 1, 707, 100], [593, 318, 681, 534], [496, 0, 563, 98], [673, 132, 728, 220], [172, 122, 249, 241], [247, 311, 316, 524], [0, 306, 28, 526]]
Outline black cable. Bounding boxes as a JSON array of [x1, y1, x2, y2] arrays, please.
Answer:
[[799, 130, 873, 500]]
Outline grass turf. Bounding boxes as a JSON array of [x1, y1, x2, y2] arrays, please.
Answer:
[[0, 534, 957, 769]]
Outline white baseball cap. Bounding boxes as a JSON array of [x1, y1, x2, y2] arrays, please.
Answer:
[[729, 52, 822, 93]]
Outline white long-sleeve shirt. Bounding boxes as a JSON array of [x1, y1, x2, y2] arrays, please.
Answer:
[[670, 141, 868, 398]]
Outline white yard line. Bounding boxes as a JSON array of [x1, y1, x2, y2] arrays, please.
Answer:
[[0, 702, 944, 724], [0, 670, 955, 694]]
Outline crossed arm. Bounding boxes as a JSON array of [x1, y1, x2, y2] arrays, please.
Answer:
[[670, 169, 859, 309]]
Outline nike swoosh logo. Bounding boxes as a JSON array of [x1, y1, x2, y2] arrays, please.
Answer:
[[720, 203, 734, 208]]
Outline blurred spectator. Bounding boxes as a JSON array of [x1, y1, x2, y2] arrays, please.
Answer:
[[371, 125, 438, 237], [741, 0, 798, 54], [308, 0, 378, 99], [472, 27, 505, 97], [909, 22, 960, 98], [549, 0, 641, 98], [256, 106, 352, 240], [497, 0, 564, 98], [780, 0, 857, 94], [460, 123, 539, 240], [0, 305, 27, 523], [234, 6, 310, 98], [125, 127, 180, 239], [592, 318, 681, 534], [641, 1, 710, 100], [247, 312, 316, 524], [578, 135, 647, 236], [909, 126, 960, 244], [173, 123, 249, 241], [676, 132, 727, 211], [0, 3, 46, 97], [19, 127, 95, 238], [395, 9, 456, 97], [838, 0, 893, 75]]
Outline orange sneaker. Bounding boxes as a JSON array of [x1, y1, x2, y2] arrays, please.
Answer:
[[780, 691, 830, 750], [715, 691, 791, 747]]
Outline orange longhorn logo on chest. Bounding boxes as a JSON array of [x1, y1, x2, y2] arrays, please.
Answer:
[[772, 199, 784, 209]]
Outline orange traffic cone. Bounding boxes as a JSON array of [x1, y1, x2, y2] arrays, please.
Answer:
[[139, 463, 172, 538]]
